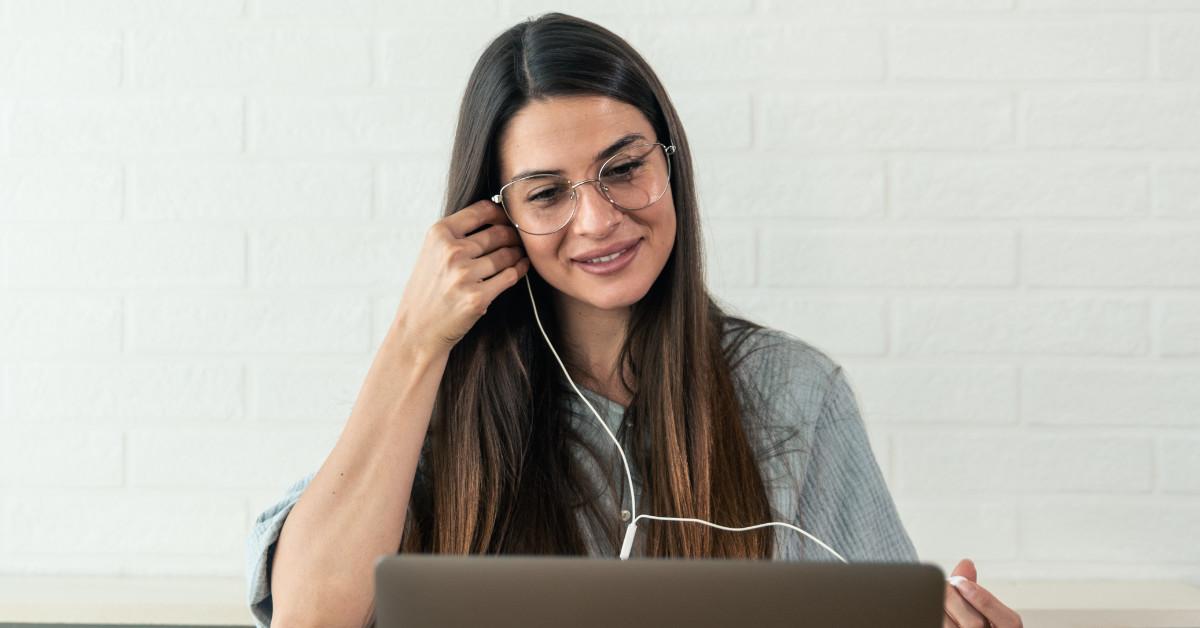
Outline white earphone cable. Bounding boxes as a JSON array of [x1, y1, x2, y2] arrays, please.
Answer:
[[523, 275, 641, 522], [522, 275, 848, 564], [631, 516, 848, 563]]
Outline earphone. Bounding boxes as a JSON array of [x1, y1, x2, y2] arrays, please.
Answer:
[[521, 275, 849, 563]]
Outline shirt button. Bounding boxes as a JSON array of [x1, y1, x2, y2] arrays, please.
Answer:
[[620, 509, 631, 522]]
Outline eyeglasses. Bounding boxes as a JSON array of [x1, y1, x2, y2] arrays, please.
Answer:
[[491, 142, 677, 235]]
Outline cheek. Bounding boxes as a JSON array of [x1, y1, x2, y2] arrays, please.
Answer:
[[523, 237, 564, 272], [656, 200, 677, 243]]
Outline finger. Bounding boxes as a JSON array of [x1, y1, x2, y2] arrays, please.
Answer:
[[444, 200, 509, 239], [951, 558, 978, 583], [470, 246, 525, 281], [477, 256, 531, 301], [944, 583, 989, 628], [951, 578, 1023, 628], [463, 223, 523, 258], [942, 612, 959, 628]]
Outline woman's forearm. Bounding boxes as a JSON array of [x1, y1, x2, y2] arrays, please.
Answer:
[[269, 315, 449, 628]]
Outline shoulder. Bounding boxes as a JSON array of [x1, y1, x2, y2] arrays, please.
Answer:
[[719, 318, 848, 431]]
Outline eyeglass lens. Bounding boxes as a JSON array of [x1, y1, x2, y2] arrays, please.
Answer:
[[500, 143, 671, 235]]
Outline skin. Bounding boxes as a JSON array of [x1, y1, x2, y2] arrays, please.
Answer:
[[944, 559, 1024, 628], [497, 94, 676, 406], [495, 95, 1023, 628]]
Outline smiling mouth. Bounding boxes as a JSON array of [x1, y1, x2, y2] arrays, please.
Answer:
[[580, 244, 635, 264], [572, 239, 642, 275]]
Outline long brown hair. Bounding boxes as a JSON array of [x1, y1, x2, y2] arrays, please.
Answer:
[[398, 12, 776, 563]]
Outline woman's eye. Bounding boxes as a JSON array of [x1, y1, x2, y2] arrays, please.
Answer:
[[606, 160, 643, 177], [528, 188, 561, 203]]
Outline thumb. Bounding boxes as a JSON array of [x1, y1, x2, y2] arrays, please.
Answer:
[[950, 558, 978, 583]]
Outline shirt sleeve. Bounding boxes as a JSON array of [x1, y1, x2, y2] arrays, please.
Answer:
[[794, 367, 919, 564], [245, 471, 315, 628]]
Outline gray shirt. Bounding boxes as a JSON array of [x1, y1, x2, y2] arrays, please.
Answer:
[[244, 326, 919, 627]]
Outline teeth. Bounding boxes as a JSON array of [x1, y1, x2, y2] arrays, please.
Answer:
[[584, 246, 629, 264]]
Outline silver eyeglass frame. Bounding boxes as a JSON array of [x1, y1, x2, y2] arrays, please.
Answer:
[[490, 142, 677, 235]]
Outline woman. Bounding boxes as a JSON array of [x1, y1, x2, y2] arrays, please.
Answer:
[[246, 12, 1022, 628]]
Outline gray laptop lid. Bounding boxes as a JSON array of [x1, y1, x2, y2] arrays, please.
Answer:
[[374, 555, 945, 628]]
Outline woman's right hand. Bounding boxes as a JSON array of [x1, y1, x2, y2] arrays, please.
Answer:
[[393, 199, 531, 356]]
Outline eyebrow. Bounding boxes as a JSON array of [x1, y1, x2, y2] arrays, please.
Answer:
[[507, 132, 647, 182]]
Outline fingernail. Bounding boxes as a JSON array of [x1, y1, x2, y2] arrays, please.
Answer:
[[948, 576, 975, 597]]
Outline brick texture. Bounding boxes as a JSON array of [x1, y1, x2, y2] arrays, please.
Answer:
[[1, 0, 1197, 583]]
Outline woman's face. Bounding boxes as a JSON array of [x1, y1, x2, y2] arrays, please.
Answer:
[[497, 95, 676, 312]]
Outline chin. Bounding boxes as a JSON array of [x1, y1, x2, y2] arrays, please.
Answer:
[[582, 289, 646, 311], [561, 272, 656, 311], [537, 267, 643, 312]]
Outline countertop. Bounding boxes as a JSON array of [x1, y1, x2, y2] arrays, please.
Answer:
[[1, 575, 1198, 627]]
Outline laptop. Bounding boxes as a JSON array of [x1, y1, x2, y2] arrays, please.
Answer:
[[374, 555, 945, 627]]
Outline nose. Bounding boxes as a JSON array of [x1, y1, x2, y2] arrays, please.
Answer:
[[571, 179, 624, 237]]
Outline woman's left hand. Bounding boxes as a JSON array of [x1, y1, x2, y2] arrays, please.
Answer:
[[942, 558, 1024, 628]]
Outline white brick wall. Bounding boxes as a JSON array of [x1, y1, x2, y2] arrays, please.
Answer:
[[1, 0, 1197, 585]]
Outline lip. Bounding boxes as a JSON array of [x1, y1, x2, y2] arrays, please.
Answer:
[[573, 239, 642, 276], [572, 238, 642, 263]]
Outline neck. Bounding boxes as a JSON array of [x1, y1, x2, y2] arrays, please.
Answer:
[[554, 293, 631, 402]]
